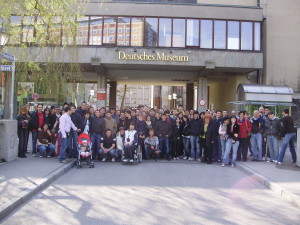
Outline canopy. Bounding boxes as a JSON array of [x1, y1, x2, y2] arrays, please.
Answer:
[[228, 84, 296, 106]]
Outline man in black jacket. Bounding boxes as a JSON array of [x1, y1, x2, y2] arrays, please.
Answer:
[[68, 105, 83, 158], [90, 110, 105, 159], [156, 114, 172, 160], [75, 101, 88, 119], [188, 111, 203, 161], [277, 109, 297, 164]]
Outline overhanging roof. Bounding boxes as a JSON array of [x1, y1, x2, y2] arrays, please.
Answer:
[[227, 101, 296, 106], [238, 84, 294, 95]]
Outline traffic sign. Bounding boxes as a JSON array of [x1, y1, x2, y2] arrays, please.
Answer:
[[32, 93, 40, 100], [198, 99, 206, 106], [0, 65, 12, 71], [1, 52, 15, 62]]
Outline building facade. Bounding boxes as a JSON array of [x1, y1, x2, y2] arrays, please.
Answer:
[[3, 0, 300, 123]]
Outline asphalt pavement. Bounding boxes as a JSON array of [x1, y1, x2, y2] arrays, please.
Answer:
[[2, 160, 300, 225]]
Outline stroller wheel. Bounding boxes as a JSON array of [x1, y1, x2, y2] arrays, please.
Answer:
[[89, 164, 94, 168], [77, 165, 82, 169]]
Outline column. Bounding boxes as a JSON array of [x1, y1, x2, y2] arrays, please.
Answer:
[[97, 72, 106, 109], [109, 81, 117, 109], [197, 76, 208, 113], [186, 83, 194, 110], [297, 128, 300, 168]]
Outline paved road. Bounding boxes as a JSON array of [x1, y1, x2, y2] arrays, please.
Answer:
[[2, 161, 300, 225]]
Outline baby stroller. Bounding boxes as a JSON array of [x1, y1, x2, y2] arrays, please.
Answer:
[[77, 133, 94, 168]]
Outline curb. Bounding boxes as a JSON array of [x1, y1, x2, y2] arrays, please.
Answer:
[[236, 162, 300, 208], [0, 160, 76, 220]]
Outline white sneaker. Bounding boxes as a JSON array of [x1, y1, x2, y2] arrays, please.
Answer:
[[173, 157, 177, 160], [277, 162, 282, 165], [221, 163, 225, 167], [112, 158, 115, 162], [102, 158, 106, 162], [32, 154, 36, 157], [183, 156, 187, 160], [231, 164, 235, 168], [273, 160, 278, 163], [176, 157, 180, 160], [262, 157, 266, 161], [190, 158, 195, 161], [39, 155, 43, 158], [123, 159, 128, 163], [47, 155, 51, 158], [129, 159, 134, 163], [196, 159, 201, 162], [188, 157, 191, 161]]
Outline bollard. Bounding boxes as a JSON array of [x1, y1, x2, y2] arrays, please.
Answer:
[[0, 120, 18, 162], [297, 128, 300, 168]]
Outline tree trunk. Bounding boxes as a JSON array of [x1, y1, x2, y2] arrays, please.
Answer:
[[120, 84, 127, 111]]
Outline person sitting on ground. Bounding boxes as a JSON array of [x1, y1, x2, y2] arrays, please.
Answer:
[[37, 123, 56, 158], [144, 128, 160, 160], [123, 123, 138, 163], [99, 129, 117, 162]]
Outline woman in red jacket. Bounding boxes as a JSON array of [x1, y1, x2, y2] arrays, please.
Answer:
[[237, 111, 252, 161]]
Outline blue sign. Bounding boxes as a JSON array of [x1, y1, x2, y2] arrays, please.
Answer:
[[1, 65, 12, 71], [1, 52, 15, 62]]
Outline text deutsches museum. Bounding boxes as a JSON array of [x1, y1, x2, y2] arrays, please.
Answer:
[[117, 51, 189, 62]]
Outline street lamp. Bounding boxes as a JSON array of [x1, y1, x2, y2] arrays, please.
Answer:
[[168, 93, 177, 109]]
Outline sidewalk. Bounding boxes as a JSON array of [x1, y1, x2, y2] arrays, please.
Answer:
[[237, 151, 300, 207], [0, 154, 75, 220]]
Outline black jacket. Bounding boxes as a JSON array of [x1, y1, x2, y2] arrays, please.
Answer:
[[71, 112, 84, 131], [75, 107, 87, 119], [48, 113, 60, 130], [227, 123, 240, 141], [29, 111, 46, 130], [264, 118, 282, 138], [172, 124, 182, 140], [201, 122, 217, 147], [156, 120, 172, 137], [281, 116, 296, 136], [90, 116, 105, 135], [181, 122, 191, 136], [188, 119, 202, 136]]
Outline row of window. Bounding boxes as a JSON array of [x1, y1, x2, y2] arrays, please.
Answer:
[[9, 16, 262, 51]]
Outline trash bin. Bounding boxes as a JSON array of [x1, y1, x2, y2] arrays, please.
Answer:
[[0, 120, 18, 162]]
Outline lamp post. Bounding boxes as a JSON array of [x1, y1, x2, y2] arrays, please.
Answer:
[[168, 93, 177, 109], [0, 24, 8, 119]]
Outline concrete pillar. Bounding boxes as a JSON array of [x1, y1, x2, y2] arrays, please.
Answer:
[[186, 83, 194, 110], [161, 86, 169, 109], [197, 76, 208, 113], [109, 81, 117, 109], [0, 120, 18, 162], [297, 128, 300, 168], [97, 72, 106, 109]]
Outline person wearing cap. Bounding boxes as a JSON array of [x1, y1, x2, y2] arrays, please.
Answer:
[[250, 110, 265, 161], [187, 111, 203, 161], [264, 111, 282, 163]]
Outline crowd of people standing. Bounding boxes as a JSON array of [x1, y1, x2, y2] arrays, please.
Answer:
[[16, 102, 297, 166]]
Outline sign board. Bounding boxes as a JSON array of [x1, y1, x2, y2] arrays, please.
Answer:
[[1, 52, 15, 62], [198, 99, 206, 106], [0, 65, 12, 72], [32, 93, 40, 100], [97, 89, 106, 101]]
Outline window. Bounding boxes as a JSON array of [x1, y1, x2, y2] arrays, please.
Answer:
[[159, 18, 171, 47], [126, 28, 130, 33], [126, 35, 130, 40], [214, 20, 226, 49], [200, 20, 213, 48], [103, 17, 116, 44], [186, 19, 199, 47], [22, 16, 35, 43], [62, 16, 76, 45], [9, 16, 22, 44], [227, 21, 240, 50], [131, 17, 144, 47], [241, 22, 253, 50], [79, 31, 83, 35], [76, 17, 89, 45], [145, 18, 158, 47], [173, 19, 185, 48], [89, 17, 103, 45], [117, 17, 130, 46], [254, 22, 261, 51]]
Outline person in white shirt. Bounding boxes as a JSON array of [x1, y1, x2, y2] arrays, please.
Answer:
[[58, 106, 77, 163]]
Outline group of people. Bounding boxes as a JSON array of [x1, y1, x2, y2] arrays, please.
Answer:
[[17, 102, 297, 166]]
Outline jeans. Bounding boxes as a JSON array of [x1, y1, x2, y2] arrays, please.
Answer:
[[278, 133, 297, 163], [59, 133, 69, 161], [145, 145, 159, 159], [223, 139, 240, 165], [213, 137, 221, 161], [116, 149, 123, 159], [31, 130, 38, 154], [238, 138, 248, 161], [18, 128, 29, 156], [220, 138, 226, 160], [68, 130, 78, 157], [251, 133, 262, 160], [159, 137, 170, 159], [267, 136, 279, 161], [91, 133, 102, 158], [37, 144, 55, 157], [182, 137, 190, 157], [190, 136, 200, 160], [99, 148, 116, 159]]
